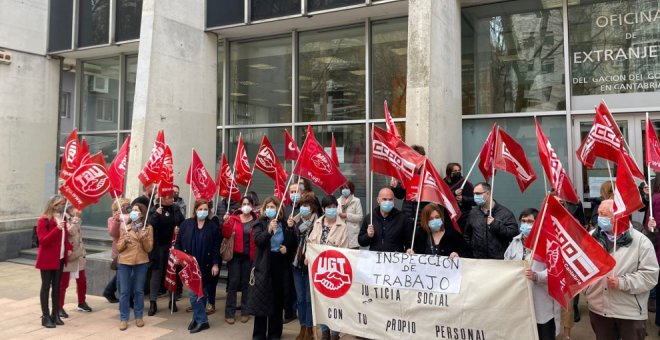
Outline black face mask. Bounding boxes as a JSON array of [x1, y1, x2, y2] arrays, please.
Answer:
[[173, 193, 179, 199], [450, 172, 462, 181]]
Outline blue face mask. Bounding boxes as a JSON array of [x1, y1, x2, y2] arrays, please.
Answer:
[[290, 192, 301, 203], [380, 200, 394, 213], [196, 210, 208, 220], [129, 211, 140, 222], [299, 206, 311, 217], [474, 194, 486, 206], [325, 208, 338, 218], [519, 223, 533, 237], [341, 189, 351, 198], [265, 208, 277, 219], [428, 218, 443, 231], [598, 216, 613, 232]]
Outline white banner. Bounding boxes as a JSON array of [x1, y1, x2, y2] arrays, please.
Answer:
[[306, 244, 539, 340]]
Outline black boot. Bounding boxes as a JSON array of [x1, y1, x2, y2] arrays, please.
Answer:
[[168, 299, 178, 312], [51, 312, 64, 326], [42, 314, 55, 328], [148, 301, 157, 316]]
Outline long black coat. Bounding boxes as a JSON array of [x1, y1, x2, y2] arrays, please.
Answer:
[[462, 202, 518, 259], [175, 218, 220, 285], [247, 218, 296, 317]]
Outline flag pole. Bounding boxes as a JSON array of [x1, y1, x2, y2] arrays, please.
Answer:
[[188, 148, 194, 219], [460, 151, 480, 191], [543, 170, 548, 195], [605, 160, 618, 253], [370, 124, 374, 227], [243, 167, 256, 197], [647, 112, 654, 232], [410, 160, 427, 251], [145, 185, 157, 222], [489, 128, 498, 218], [112, 191, 128, 231], [277, 133, 307, 218], [529, 195, 550, 264]]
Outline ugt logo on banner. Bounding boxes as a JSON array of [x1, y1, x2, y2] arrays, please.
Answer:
[[312, 250, 353, 298]]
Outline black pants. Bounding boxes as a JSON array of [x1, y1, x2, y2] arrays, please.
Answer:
[[226, 254, 251, 317], [253, 253, 286, 340], [40, 260, 64, 316], [206, 273, 219, 306], [589, 311, 646, 340], [149, 244, 169, 301], [536, 318, 555, 340]]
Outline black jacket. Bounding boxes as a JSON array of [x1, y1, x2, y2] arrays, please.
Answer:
[[149, 203, 185, 247], [444, 176, 475, 231], [412, 226, 471, 257], [248, 218, 296, 317], [462, 202, 518, 259], [391, 184, 428, 226], [175, 218, 220, 284], [358, 207, 413, 252]]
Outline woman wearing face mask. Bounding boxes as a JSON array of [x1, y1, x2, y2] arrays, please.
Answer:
[[116, 203, 153, 331], [104, 198, 131, 304], [175, 199, 220, 334], [307, 195, 348, 340], [249, 196, 296, 340], [443, 163, 475, 229], [504, 208, 560, 340], [222, 196, 259, 324], [287, 195, 320, 340], [337, 181, 363, 249], [411, 204, 469, 257], [36, 195, 72, 328]]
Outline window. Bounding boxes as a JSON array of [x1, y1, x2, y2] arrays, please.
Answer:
[[123, 55, 138, 130], [298, 25, 366, 122], [251, 0, 300, 21], [48, 0, 73, 52], [371, 17, 407, 121], [461, 0, 566, 114], [116, 0, 143, 41], [95, 98, 115, 122], [308, 0, 363, 12], [207, 0, 244, 27], [81, 57, 120, 131], [78, 0, 110, 47], [60, 92, 71, 118]]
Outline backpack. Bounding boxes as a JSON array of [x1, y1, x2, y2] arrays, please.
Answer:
[[32, 225, 39, 247]]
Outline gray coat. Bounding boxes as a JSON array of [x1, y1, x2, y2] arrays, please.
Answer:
[[463, 201, 518, 259]]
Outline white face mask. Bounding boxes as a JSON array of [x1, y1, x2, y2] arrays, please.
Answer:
[[241, 205, 253, 215]]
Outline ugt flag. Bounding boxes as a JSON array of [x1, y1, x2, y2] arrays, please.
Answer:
[[59, 129, 80, 181], [108, 136, 131, 198], [233, 134, 252, 187], [171, 249, 203, 300], [186, 150, 216, 201], [284, 129, 300, 161], [138, 130, 166, 186], [294, 127, 347, 194], [158, 146, 174, 197], [254, 135, 288, 182], [60, 152, 111, 210], [218, 153, 241, 202]]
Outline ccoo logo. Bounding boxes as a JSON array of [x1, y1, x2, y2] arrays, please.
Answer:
[[73, 164, 110, 198], [311, 250, 352, 298]]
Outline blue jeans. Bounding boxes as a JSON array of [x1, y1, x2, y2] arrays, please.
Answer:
[[319, 324, 339, 337], [292, 267, 312, 327], [189, 289, 208, 324], [118, 263, 148, 321]]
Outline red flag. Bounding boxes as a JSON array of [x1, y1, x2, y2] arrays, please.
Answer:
[[330, 133, 339, 166], [108, 136, 130, 198], [493, 127, 537, 192], [284, 130, 300, 161], [294, 127, 347, 194], [613, 148, 644, 234], [171, 249, 203, 300], [576, 102, 643, 179], [233, 134, 252, 187], [77, 138, 91, 165], [411, 159, 462, 233], [526, 195, 616, 304], [371, 126, 425, 186], [274, 170, 286, 201], [384, 100, 401, 139], [138, 130, 166, 186], [535, 119, 579, 203], [164, 231, 177, 293], [186, 150, 216, 201], [158, 146, 174, 197], [646, 117, 660, 172], [478, 123, 497, 181], [254, 135, 288, 182], [218, 153, 241, 202], [59, 129, 79, 181], [60, 152, 111, 210]]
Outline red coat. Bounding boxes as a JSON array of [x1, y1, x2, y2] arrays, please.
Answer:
[[35, 216, 72, 270], [222, 213, 257, 261]]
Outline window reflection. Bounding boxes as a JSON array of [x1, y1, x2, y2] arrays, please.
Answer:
[[81, 57, 120, 132], [79, 134, 118, 226], [206, 0, 244, 27], [461, 0, 566, 114], [251, 0, 300, 21], [48, 0, 73, 52], [308, 0, 363, 12], [78, 0, 109, 47], [123, 56, 137, 130], [298, 25, 366, 122], [229, 37, 293, 125], [372, 18, 408, 123], [116, 0, 142, 41]]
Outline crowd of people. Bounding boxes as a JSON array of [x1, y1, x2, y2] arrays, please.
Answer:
[[34, 147, 660, 340]]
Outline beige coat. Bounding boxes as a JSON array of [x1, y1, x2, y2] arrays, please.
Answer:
[[308, 216, 348, 248], [117, 223, 153, 266], [585, 228, 659, 320], [337, 195, 363, 248], [63, 217, 85, 272]]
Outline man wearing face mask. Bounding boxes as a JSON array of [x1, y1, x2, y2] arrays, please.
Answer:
[[358, 188, 413, 252], [172, 185, 186, 217], [463, 182, 518, 259], [585, 199, 658, 340]]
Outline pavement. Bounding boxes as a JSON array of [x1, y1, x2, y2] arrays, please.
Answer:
[[0, 261, 658, 339]]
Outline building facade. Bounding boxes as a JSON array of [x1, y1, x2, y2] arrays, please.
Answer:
[[0, 0, 659, 231]]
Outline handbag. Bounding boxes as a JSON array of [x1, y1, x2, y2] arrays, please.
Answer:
[[220, 231, 235, 262], [110, 257, 118, 271]]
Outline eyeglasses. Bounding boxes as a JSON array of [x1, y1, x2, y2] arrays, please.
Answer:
[[473, 191, 486, 195]]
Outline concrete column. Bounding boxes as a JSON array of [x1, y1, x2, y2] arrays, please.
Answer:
[[406, 0, 462, 165], [0, 0, 60, 231], [125, 0, 218, 200]]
